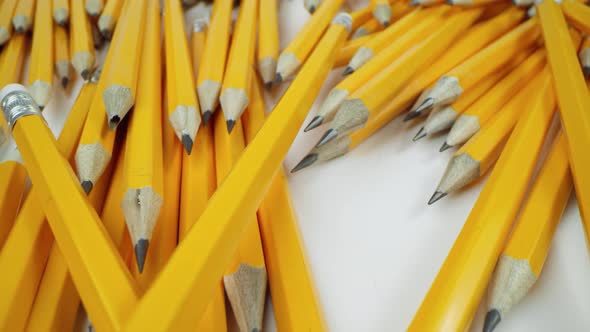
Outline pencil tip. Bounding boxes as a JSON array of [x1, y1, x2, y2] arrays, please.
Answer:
[[316, 129, 338, 148], [81, 69, 90, 80], [291, 153, 319, 173], [382, 21, 389, 26], [440, 142, 452, 152], [415, 97, 435, 115], [108, 115, 120, 130], [583, 66, 590, 78], [304, 115, 324, 132], [308, 5, 316, 13], [483, 310, 501, 332], [265, 81, 273, 90], [413, 127, 427, 141], [428, 191, 447, 205], [274, 73, 283, 85], [226, 119, 236, 133], [201, 110, 212, 126], [134, 239, 149, 273], [182, 134, 194, 154], [61, 77, 69, 89], [403, 111, 420, 122], [81, 180, 94, 195], [343, 66, 354, 76]]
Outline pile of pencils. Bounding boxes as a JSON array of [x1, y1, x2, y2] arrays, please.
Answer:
[[0, 0, 588, 331]]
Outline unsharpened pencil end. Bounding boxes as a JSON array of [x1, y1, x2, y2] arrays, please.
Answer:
[[483, 310, 501, 332], [440, 142, 452, 152], [291, 153, 319, 173], [135, 239, 149, 273], [181, 134, 194, 154], [226, 119, 236, 133], [274, 73, 283, 85], [81, 181, 94, 195], [428, 191, 447, 205], [304, 115, 324, 132], [316, 129, 338, 148], [201, 110, 212, 126], [342, 66, 354, 76], [413, 127, 427, 141]]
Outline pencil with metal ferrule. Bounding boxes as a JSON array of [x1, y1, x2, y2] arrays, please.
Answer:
[[164, 0, 201, 153], [243, 74, 328, 331], [0, 84, 139, 332], [316, 7, 484, 147], [0, 73, 98, 331], [429, 68, 551, 205], [219, 0, 258, 132], [275, 0, 343, 83], [414, 18, 540, 115], [121, 0, 163, 273], [258, 0, 280, 88], [121, 14, 352, 331], [537, 0, 590, 254], [11, 0, 35, 33], [27, 0, 53, 109], [407, 65, 556, 332], [70, 0, 95, 79], [53, 0, 70, 26], [484, 131, 572, 332], [196, 0, 233, 124], [0, 0, 18, 46]]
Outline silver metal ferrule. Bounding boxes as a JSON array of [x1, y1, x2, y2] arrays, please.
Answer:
[[1, 90, 41, 129], [332, 13, 353, 33]]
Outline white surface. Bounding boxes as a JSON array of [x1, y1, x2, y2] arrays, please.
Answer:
[[20, 0, 590, 331]]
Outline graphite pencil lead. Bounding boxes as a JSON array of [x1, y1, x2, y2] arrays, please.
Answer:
[[226, 119, 236, 133], [81, 180, 94, 195], [291, 153, 319, 173], [304, 115, 324, 132], [61, 77, 69, 89], [428, 191, 447, 205], [342, 66, 354, 76], [81, 69, 90, 80], [201, 110, 212, 126], [309, 6, 316, 14], [403, 111, 421, 122], [316, 128, 338, 148], [135, 239, 149, 273], [413, 127, 427, 141], [274, 73, 283, 85], [483, 309, 501, 332], [414, 97, 435, 115], [584, 67, 590, 77], [264, 82, 273, 90], [440, 142, 452, 152], [181, 134, 194, 154]]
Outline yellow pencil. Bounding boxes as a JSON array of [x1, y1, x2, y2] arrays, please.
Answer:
[[560, 0, 590, 36], [0, 72, 98, 331], [537, 0, 590, 256], [164, 0, 201, 153], [408, 67, 555, 332], [275, 0, 343, 83], [219, 0, 258, 132], [27, 0, 53, 109], [484, 131, 571, 332], [121, 0, 163, 272], [53, 0, 69, 26], [70, 0, 95, 79], [98, 0, 124, 39], [196, 0, 233, 124], [0, 0, 18, 46], [12, 0, 35, 33], [258, 0, 280, 87], [121, 14, 352, 331], [243, 75, 328, 331], [54, 25, 71, 89]]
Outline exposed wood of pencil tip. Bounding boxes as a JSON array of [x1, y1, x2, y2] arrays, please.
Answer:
[[223, 264, 267, 332]]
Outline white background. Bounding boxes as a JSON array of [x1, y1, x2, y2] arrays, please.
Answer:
[[29, 0, 590, 331]]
